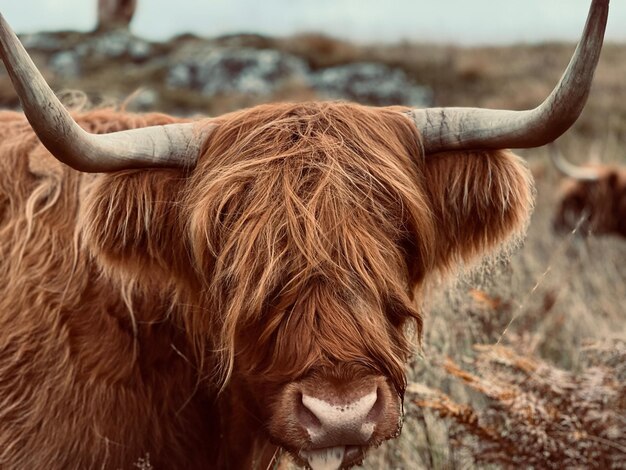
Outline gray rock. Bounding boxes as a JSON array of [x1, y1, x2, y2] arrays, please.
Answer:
[[75, 31, 153, 61], [127, 39, 152, 61], [19, 33, 64, 52], [74, 43, 90, 57], [310, 62, 432, 107], [167, 47, 431, 106], [167, 48, 309, 97], [49, 50, 81, 78], [91, 32, 130, 58], [166, 63, 193, 89]]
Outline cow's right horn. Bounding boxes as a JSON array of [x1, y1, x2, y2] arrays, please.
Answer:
[[409, 0, 609, 154], [0, 14, 213, 172]]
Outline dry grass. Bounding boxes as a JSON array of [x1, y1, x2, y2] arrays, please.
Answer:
[[407, 343, 625, 469]]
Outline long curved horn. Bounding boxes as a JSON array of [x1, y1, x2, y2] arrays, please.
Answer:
[[549, 143, 601, 181], [409, 0, 609, 154], [0, 14, 214, 172]]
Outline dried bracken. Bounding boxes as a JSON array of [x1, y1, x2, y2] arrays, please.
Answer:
[[407, 342, 626, 469]]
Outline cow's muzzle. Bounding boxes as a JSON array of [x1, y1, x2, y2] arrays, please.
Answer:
[[268, 372, 403, 469]]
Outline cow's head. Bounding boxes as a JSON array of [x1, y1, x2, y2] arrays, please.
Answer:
[[67, 103, 535, 467], [551, 144, 626, 237], [0, 1, 608, 467]]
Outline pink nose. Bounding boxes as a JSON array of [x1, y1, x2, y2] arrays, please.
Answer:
[[297, 388, 380, 447]]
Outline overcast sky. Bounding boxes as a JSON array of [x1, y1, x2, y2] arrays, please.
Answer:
[[3, 0, 625, 45]]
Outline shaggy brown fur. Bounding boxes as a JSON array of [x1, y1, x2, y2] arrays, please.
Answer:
[[0, 101, 533, 469], [554, 165, 626, 237]]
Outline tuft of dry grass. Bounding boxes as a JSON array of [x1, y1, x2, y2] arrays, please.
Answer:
[[406, 342, 626, 469]]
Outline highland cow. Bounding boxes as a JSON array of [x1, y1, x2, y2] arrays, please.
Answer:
[[551, 144, 626, 237], [0, 1, 609, 469]]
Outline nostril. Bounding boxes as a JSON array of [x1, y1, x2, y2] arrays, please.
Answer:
[[297, 392, 322, 430]]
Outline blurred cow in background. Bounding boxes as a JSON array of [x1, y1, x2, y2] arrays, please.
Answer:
[[551, 144, 626, 237]]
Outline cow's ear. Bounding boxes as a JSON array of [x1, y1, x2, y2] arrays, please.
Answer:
[[79, 169, 192, 286], [422, 149, 534, 273]]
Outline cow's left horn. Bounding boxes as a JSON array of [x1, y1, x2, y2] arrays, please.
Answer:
[[0, 13, 213, 172], [410, 0, 609, 153]]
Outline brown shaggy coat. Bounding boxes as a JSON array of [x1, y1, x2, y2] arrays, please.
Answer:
[[0, 102, 534, 468]]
